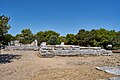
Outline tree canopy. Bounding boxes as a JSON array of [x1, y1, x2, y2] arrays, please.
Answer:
[[0, 15, 11, 45], [15, 29, 34, 44]]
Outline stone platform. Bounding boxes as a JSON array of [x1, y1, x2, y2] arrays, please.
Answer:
[[39, 45, 113, 57]]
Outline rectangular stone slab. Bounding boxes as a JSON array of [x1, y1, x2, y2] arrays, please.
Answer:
[[105, 69, 120, 75], [109, 77, 120, 80], [96, 66, 120, 76]]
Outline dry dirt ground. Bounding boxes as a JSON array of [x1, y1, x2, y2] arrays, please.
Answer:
[[0, 51, 120, 80]]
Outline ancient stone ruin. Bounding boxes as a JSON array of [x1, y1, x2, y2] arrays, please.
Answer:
[[96, 66, 120, 76], [40, 42, 113, 57], [5, 40, 39, 51]]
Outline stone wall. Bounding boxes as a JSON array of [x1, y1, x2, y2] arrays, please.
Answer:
[[40, 45, 113, 57], [5, 46, 39, 51]]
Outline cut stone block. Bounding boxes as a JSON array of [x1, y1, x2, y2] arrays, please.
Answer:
[[108, 77, 120, 80], [39, 45, 113, 57], [105, 69, 120, 75], [96, 66, 120, 76]]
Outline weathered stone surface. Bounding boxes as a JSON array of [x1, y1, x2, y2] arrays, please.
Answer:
[[108, 77, 120, 80], [96, 66, 120, 75], [5, 46, 39, 51], [105, 69, 120, 75], [39, 45, 113, 57]]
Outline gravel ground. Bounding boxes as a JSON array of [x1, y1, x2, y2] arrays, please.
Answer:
[[0, 51, 120, 80]]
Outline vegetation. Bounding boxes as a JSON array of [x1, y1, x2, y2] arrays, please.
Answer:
[[0, 15, 12, 45], [1, 15, 120, 49], [15, 29, 34, 44]]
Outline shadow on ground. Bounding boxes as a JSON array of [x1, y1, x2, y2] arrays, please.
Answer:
[[0, 54, 21, 64]]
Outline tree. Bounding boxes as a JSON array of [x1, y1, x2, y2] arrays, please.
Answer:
[[94, 28, 116, 48], [34, 31, 46, 46], [48, 35, 58, 45], [76, 28, 117, 47], [34, 30, 60, 45], [45, 30, 60, 41], [66, 34, 77, 45], [3, 34, 14, 45], [15, 29, 34, 44], [76, 29, 91, 46], [57, 36, 67, 44], [0, 15, 11, 45], [111, 34, 120, 50]]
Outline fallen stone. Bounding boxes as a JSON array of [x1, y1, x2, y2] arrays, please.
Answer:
[[105, 69, 120, 75], [108, 77, 120, 80], [96, 66, 120, 76]]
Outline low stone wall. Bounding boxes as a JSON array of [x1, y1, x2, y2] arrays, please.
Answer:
[[40, 45, 113, 57], [53, 49, 112, 56], [5, 46, 39, 51]]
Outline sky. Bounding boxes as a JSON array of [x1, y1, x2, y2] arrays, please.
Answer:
[[0, 0, 120, 36]]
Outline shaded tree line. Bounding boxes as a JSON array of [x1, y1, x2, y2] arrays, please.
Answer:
[[1, 15, 120, 49]]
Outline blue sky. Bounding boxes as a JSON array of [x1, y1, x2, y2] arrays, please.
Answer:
[[1, 0, 120, 36]]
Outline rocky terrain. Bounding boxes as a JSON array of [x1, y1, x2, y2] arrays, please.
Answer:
[[0, 51, 120, 80]]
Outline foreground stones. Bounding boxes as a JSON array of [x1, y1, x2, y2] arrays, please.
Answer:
[[96, 66, 120, 75], [96, 66, 120, 80], [109, 77, 120, 80]]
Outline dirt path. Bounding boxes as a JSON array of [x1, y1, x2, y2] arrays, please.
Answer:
[[0, 51, 120, 80]]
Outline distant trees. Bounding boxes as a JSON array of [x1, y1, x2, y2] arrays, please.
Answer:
[[12, 28, 120, 49], [34, 31, 46, 45], [111, 32, 120, 49], [15, 29, 34, 44], [34, 30, 59, 45], [66, 34, 77, 45], [48, 35, 58, 45], [44, 30, 60, 41], [57, 36, 67, 44], [1, 15, 120, 49], [76, 28, 118, 49], [76, 29, 91, 46]]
